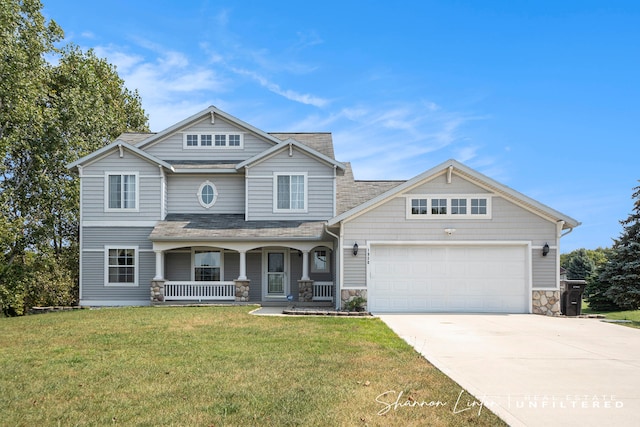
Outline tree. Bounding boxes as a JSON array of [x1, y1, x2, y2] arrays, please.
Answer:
[[0, 0, 148, 315], [562, 249, 596, 280], [601, 184, 640, 310]]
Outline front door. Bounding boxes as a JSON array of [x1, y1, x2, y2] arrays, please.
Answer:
[[265, 251, 288, 298]]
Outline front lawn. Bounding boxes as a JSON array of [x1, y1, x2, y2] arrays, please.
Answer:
[[582, 302, 640, 329], [0, 306, 505, 426]]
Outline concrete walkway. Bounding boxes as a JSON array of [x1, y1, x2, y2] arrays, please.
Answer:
[[379, 314, 640, 427]]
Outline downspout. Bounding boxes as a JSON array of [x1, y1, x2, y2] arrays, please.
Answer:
[[324, 224, 341, 310]]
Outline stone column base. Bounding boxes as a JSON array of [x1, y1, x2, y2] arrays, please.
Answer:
[[298, 280, 314, 302], [532, 290, 561, 316], [234, 279, 250, 302], [341, 289, 368, 310], [151, 280, 165, 303]]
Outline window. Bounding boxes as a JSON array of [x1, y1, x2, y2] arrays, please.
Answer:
[[275, 173, 306, 212], [431, 198, 447, 215], [451, 198, 467, 215], [194, 250, 221, 281], [407, 195, 491, 219], [197, 181, 218, 208], [311, 249, 330, 273], [183, 133, 243, 149], [215, 134, 226, 146], [186, 134, 198, 147], [411, 199, 428, 215], [106, 173, 137, 211], [201, 134, 212, 146], [471, 198, 487, 215], [229, 134, 241, 146], [105, 247, 137, 286]]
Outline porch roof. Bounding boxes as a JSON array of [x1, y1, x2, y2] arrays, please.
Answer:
[[149, 214, 327, 241]]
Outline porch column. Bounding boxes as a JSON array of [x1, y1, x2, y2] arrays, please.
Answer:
[[153, 250, 164, 281], [301, 250, 310, 281], [238, 250, 247, 280], [151, 250, 165, 304]]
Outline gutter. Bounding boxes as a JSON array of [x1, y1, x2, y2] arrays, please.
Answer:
[[324, 224, 342, 310]]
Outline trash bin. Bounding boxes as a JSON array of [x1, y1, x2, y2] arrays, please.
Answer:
[[561, 280, 587, 316]]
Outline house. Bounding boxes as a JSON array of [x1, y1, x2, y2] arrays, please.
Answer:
[[68, 106, 580, 314]]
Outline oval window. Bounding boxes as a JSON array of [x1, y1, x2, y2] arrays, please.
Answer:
[[197, 181, 217, 208]]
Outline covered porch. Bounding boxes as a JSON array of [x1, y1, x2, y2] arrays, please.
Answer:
[[148, 214, 338, 306]]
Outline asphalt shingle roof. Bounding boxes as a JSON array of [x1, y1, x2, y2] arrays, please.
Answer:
[[270, 133, 335, 159], [336, 162, 404, 215], [149, 214, 327, 241]]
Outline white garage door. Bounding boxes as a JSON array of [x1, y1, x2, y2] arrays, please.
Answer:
[[369, 244, 528, 313]]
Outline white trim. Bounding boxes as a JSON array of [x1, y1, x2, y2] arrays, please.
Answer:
[[310, 248, 331, 273], [104, 172, 140, 213], [80, 299, 150, 306], [104, 245, 139, 287], [367, 240, 532, 314], [197, 180, 218, 208], [160, 166, 166, 220], [78, 165, 84, 301], [191, 248, 225, 281], [83, 221, 158, 227], [262, 249, 290, 300], [533, 287, 560, 291], [273, 172, 308, 213], [182, 132, 244, 150], [328, 159, 580, 228], [405, 194, 492, 219]]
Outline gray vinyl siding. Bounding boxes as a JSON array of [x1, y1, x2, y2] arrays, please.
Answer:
[[247, 252, 262, 301], [166, 175, 245, 214], [341, 178, 560, 289], [165, 251, 191, 281], [144, 116, 273, 161], [81, 150, 162, 221], [406, 173, 490, 194], [80, 227, 154, 302], [81, 250, 154, 302], [344, 197, 556, 244], [343, 248, 367, 287], [246, 148, 335, 220], [82, 227, 154, 250], [532, 249, 557, 288], [224, 252, 240, 280]]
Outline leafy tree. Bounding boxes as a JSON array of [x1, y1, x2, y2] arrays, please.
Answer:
[[601, 184, 640, 310], [562, 249, 596, 280], [1, 0, 148, 315]]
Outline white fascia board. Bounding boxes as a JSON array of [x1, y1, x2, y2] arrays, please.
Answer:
[[329, 159, 580, 229], [236, 138, 346, 171], [136, 106, 284, 150], [67, 140, 174, 172]]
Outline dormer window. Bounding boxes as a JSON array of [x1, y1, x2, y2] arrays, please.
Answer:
[[406, 195, 491, 219], [183, 133, 243, 149]]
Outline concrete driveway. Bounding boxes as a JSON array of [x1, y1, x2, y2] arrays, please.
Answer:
[[379, 314, 640, 427]]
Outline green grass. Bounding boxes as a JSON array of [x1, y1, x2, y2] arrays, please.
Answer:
[[582, 301, 640, 329], [0, 306, 505, 426]]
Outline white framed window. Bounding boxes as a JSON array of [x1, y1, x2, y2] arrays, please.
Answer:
[[311, 249, 330, 273], [105, 172, 138, 212], [183, 133, 244, 149], [192, 249, 222, 281], [105, 246, 138, 286], [274, 173, 307, 212], [406, 195, 491, 219], [197, 180, 218, 209]]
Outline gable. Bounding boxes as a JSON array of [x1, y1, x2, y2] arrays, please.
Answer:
[[143, 115, 274, 161], [406, 171, 490, 194], [329, 159, 580, 229]]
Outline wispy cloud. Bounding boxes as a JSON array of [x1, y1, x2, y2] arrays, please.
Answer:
[[231, 67, 330, 107]]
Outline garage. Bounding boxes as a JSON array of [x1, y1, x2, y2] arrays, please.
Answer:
[[368, 244, 529, 313]]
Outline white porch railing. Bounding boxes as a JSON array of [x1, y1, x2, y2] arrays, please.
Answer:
[[313, 281, 334, 301], [164, 281, 235, 301]]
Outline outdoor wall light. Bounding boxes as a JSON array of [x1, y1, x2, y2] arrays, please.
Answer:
[[542, 243, 550, 257], [353, 242, 359, 256], [444, 228, 456, 235]]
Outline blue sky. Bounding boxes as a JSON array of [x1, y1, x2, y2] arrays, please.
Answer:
[[43, 0, 640, 253]]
